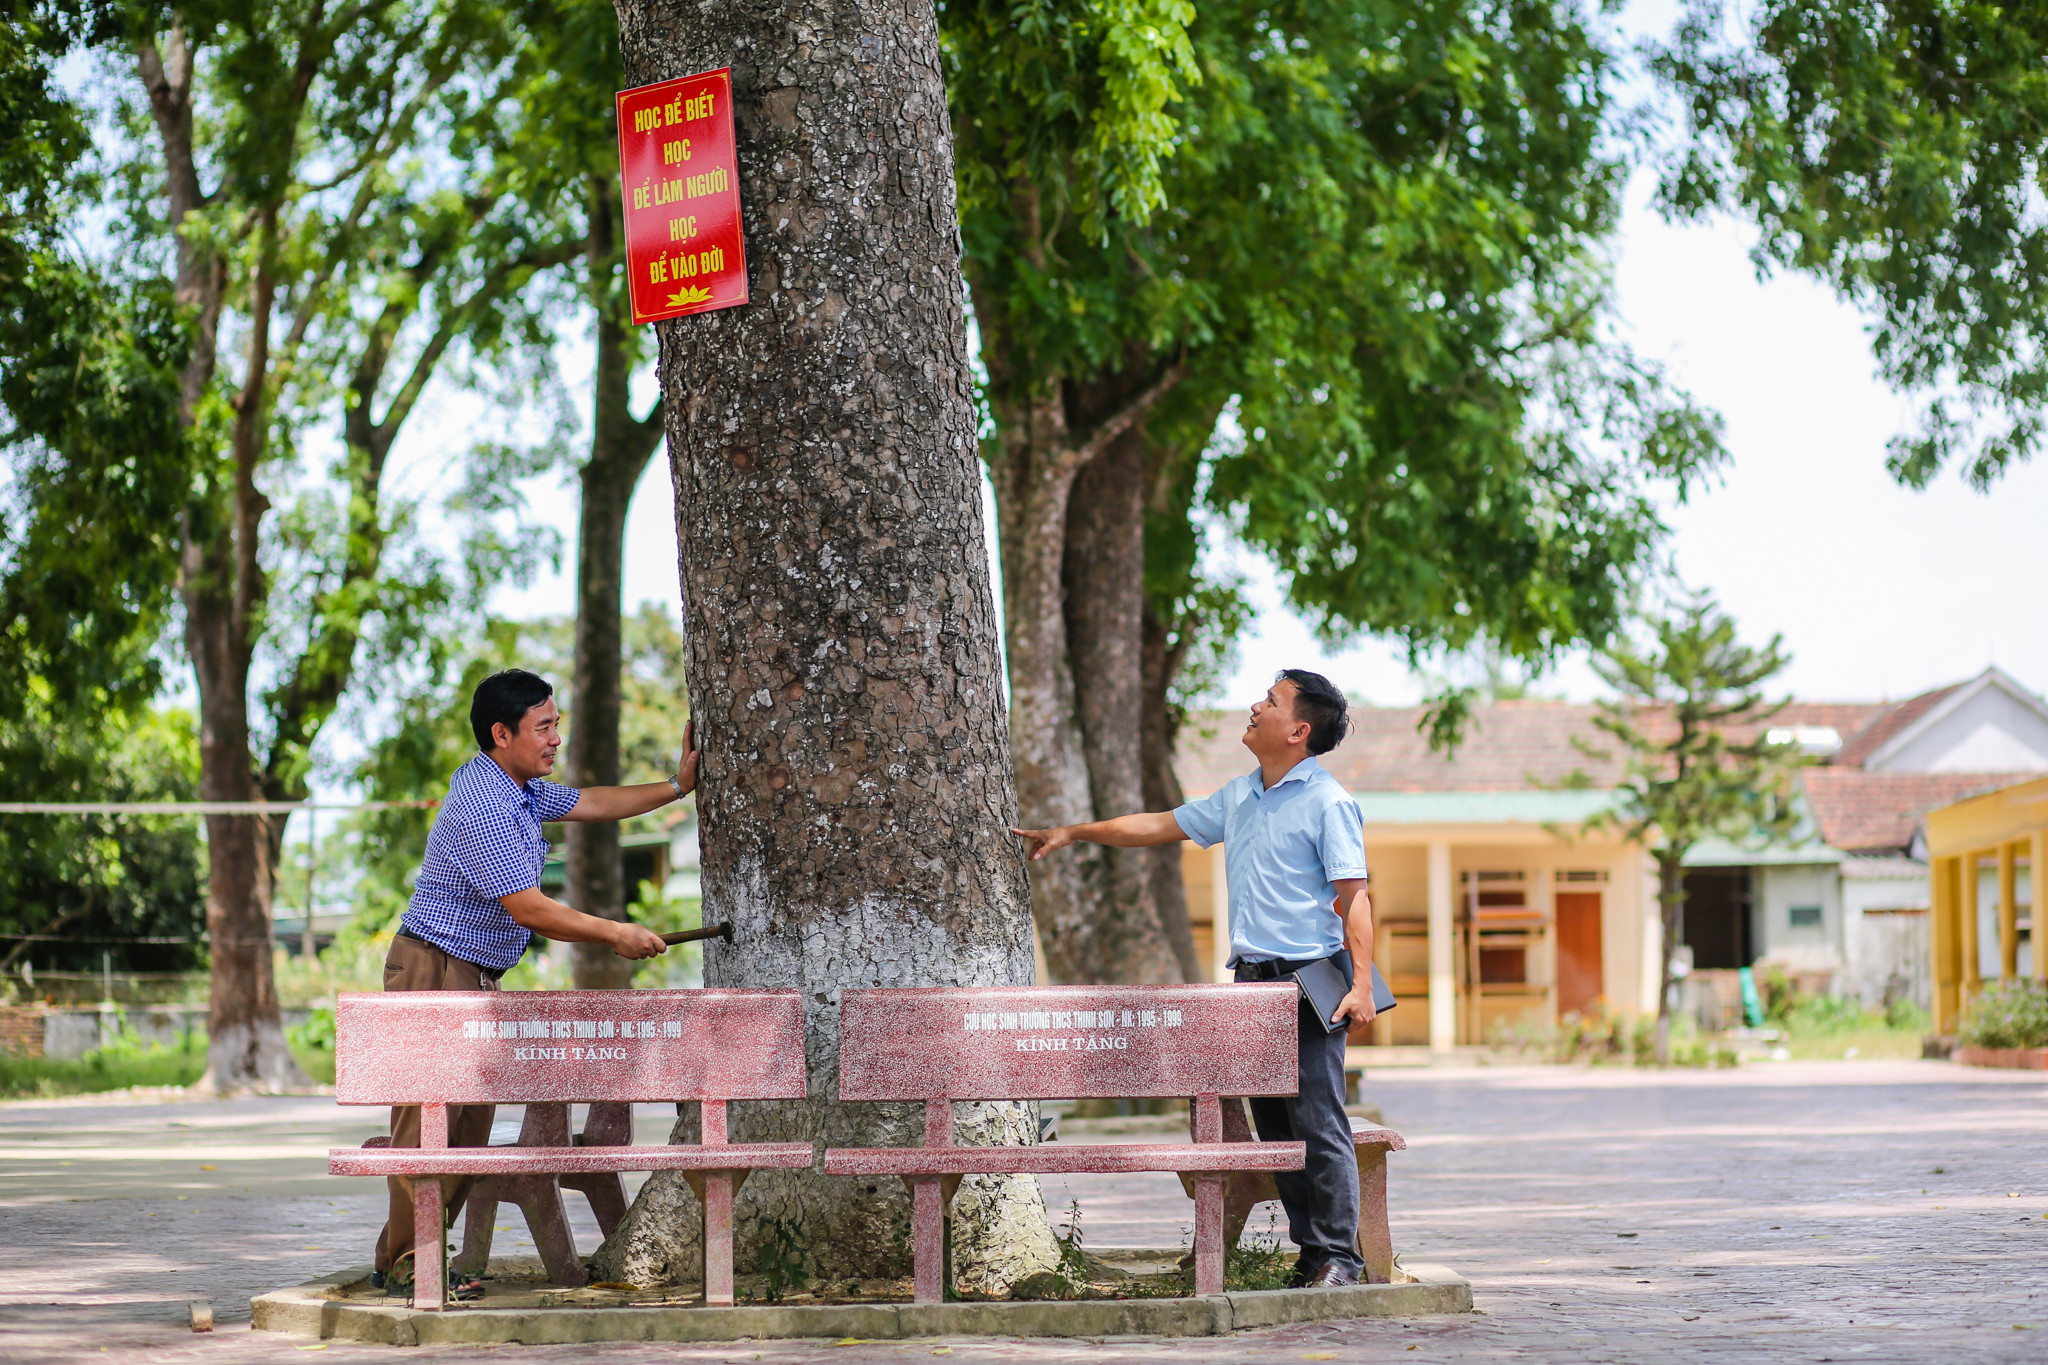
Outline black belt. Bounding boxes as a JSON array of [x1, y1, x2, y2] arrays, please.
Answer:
[[1237, 951, 1344, 981], [397, 926, 509, 981]]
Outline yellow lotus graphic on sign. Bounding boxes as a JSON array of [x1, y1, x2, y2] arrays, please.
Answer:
[[666, 285, 714, 307]]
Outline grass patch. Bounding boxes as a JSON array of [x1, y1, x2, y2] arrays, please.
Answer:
[[0, 1011, 338, 1097], [1775, 1026, 1923, 1061], [0, 1032, 206, 1099]]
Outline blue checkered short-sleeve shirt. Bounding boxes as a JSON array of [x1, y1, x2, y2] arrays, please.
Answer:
[[402, 754, 581, 970]]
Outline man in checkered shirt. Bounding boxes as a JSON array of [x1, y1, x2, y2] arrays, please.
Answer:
[[371, 667, 698, 1295]]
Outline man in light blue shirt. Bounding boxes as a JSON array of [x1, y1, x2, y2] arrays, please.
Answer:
[[1014, 669, 1374, 1286]]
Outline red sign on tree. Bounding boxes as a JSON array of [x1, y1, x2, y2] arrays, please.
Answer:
[[615, 69, 748, 324]]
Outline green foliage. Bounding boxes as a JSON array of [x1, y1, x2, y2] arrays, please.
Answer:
[[1492, 1005, 1658, 1065], [1572, 594, 1804, 861], [288, 1006, 337, 1084], [1885, 997, 1930, 1033], [947, 0, 1199, 239], [1756, 964, 1801, 1025], [1653, 1, 2048, 488], [959, 0, 1725, 713], [0, 705, 205, 976], [1959, 980, 2048, 1050]]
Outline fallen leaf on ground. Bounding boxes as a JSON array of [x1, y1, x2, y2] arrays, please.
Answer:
[[1301, 1355, 1336, 1360], [833, 1341, 869, 1348]]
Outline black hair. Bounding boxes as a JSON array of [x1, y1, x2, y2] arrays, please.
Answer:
[[1277, 668, 1349, 755], [471, 669, 555, 752]]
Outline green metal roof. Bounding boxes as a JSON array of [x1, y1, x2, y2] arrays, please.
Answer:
[[1679, 835, 1842, 868]]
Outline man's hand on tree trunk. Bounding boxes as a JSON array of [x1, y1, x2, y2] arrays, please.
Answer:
[[1011, 825, 1076, 860], [1013, 811, 1186, 858]]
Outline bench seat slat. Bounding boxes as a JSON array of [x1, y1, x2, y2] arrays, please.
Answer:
[[328, 1142, 813, 1178], [821, 1140, 1304, 1177]]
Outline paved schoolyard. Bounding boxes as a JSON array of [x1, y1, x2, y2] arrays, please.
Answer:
[[0, 1059, 2042, 1363]]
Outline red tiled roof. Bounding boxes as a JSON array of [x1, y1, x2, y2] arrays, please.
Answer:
[[1832, 684, 1962, 768], [1174, 700, 1623, 798], [1171, 681, 2015, 846], [1798, 769, 2034, 853]]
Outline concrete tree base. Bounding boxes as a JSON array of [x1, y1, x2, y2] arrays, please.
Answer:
[[251, 1258, 1472, 1345]]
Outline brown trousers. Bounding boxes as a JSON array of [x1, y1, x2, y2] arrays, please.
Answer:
[[372, 934, 500, 1274]]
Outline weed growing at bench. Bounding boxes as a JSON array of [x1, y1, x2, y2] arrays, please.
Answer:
[[752, 1213, 812, 1303]]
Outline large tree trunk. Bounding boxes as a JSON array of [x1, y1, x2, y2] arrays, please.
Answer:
[[142, 30, 302, 1091], [594, 0, 1058, 1293], [569, 177, 666, 991], [1062, 420, 1182, 984], [1655, 850, 1684, 1065], [1140, 601, 1202, 981], [979, 308, 1185, 983]]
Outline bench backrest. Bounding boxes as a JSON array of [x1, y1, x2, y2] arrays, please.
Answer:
[[838, 983, 1299, 1102], [334, 989, 806, 1106]]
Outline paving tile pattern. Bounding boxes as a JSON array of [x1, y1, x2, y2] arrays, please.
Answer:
[[0, 1059, 2042, 1364]]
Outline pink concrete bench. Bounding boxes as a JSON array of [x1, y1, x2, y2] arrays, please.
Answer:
[[822, 983, 1306, 1301], [328, 989, 808, 1310]]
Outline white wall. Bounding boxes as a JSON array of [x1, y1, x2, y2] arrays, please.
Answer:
[[1755, 864, 1844, 974], [1841, 858, 1932, 1008], [1875, 682, 2048, 774]]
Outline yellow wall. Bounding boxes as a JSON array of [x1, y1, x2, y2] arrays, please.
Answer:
[[1925, 776, 2048, 1032]]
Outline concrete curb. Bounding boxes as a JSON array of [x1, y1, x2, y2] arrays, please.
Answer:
[[252, 1262, 1472, 1344]]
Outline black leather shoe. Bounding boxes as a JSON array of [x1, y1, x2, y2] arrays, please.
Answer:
[[1303, 1263, 1360, 1288], [1285, 1259, 1321, 1288]]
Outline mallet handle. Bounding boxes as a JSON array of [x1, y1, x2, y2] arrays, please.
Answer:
[[660, 922, 734, 947]]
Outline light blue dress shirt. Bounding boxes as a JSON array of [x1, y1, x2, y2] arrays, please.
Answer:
[[1173, 755, 1368, 963]]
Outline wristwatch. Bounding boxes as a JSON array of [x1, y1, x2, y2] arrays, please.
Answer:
[[666, 774, 685, 798]]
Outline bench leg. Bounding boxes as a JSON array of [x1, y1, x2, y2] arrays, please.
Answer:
[[701, 1171, 735, 1307], [454, 1178, 500, 1278], [561, 1171, 630, 1239], [1355, 1142, 1394, 1284], [412, 1177, 445, 1312], [1192, 1175, 1225, 1296], [519, 1178, 588, 1287], [910, 1175, 946, 1305]]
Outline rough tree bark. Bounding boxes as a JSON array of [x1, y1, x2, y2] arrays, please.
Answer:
[[978, 305, 1186, 983], [1139, 602, 1202, 981], [568, 177, 666, 991], [1062, 420, 1192, 982], [594, 0, 1059, 1291]]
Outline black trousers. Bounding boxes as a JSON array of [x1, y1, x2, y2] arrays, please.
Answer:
[[1235, 949, 1362, 1275]]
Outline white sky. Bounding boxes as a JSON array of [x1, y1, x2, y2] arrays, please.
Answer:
[[452, 0, 2048, 727]]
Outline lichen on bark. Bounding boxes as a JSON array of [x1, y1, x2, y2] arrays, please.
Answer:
[[594, 0, 1057, 1290]]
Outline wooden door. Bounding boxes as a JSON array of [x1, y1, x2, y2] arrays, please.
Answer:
[[1555, 892, 1604, 1018]]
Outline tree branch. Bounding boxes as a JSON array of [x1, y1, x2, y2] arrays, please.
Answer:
[[1071, 358, 1188, 470]]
